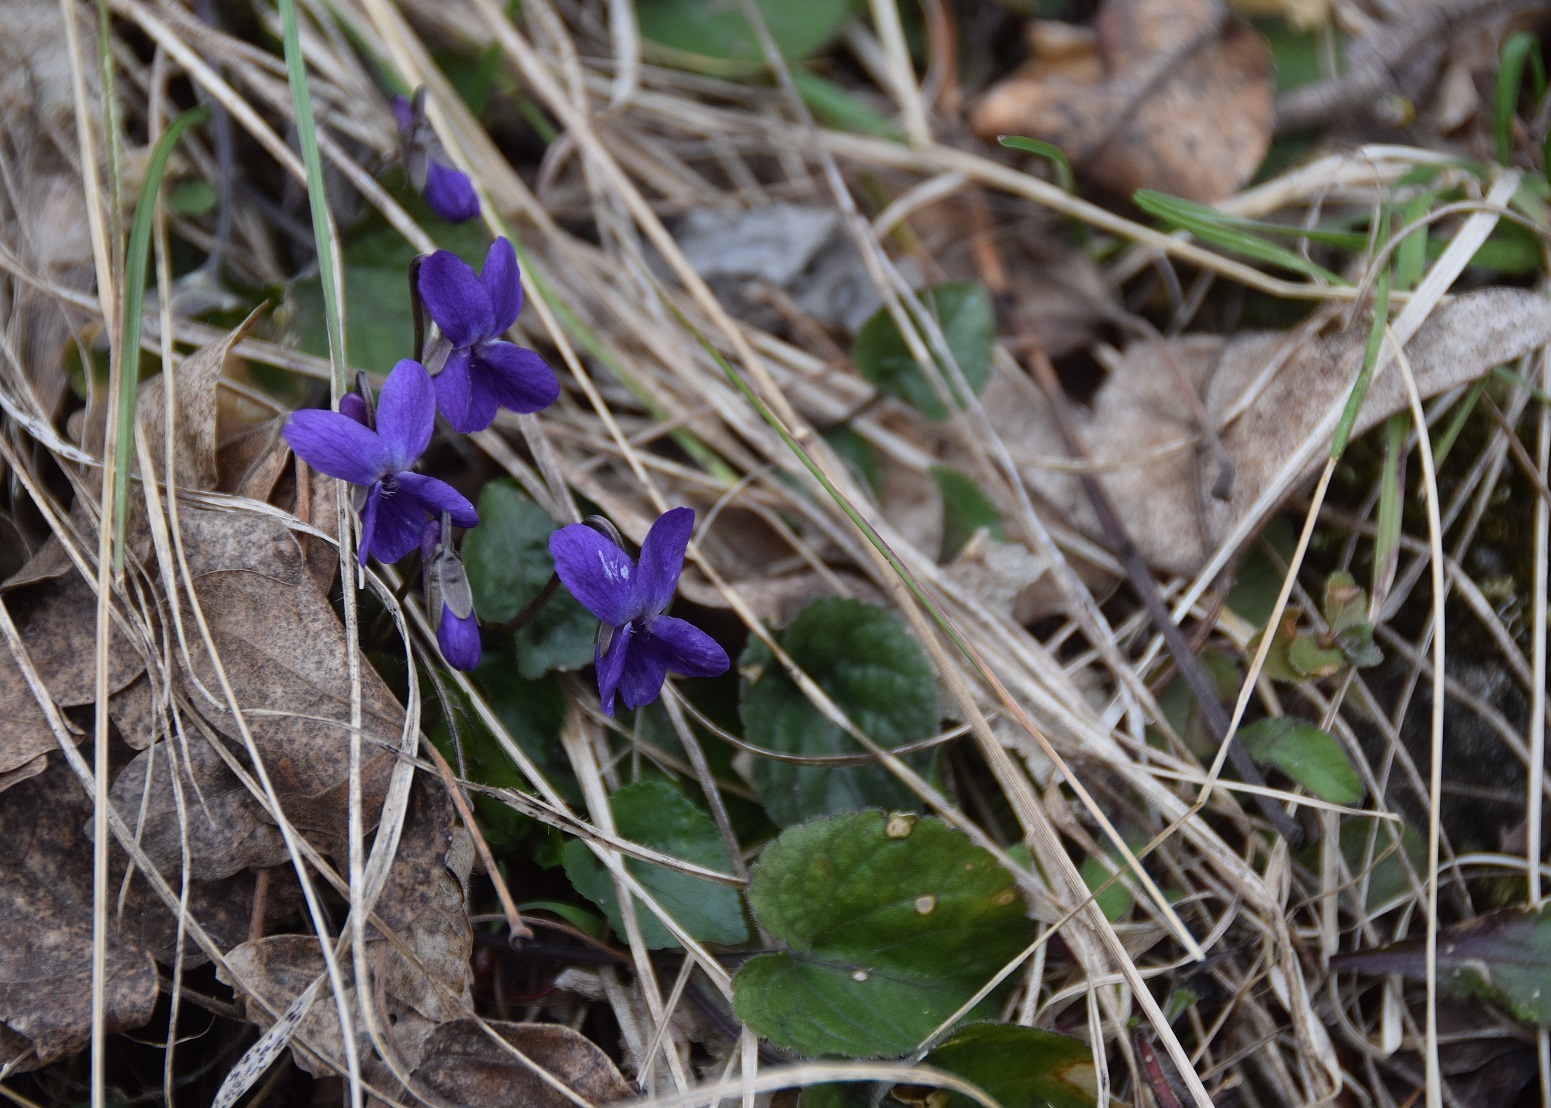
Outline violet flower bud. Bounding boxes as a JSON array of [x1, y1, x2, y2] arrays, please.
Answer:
[[393, 88, 479, 224], [422, 515, 480, 671]]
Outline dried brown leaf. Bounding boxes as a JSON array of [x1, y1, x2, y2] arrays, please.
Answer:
[[220, 781, 474, 1081], [1002, 287, 1551, 575], [972, 0, 1273, 202], [410, 1020, 633, 1108], [0, 763, 158, 1072]]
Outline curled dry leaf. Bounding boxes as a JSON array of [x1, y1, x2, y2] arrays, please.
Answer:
[[219, 780, 473, 1084], [972, 0, 1274, 203], [410, 1020, 633, 1108], [998, 287, 1551, 576], [0, 763, 158, 1072]]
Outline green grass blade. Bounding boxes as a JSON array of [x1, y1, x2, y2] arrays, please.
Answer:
[[1133, 189, 1348, 284], [998, 135, 1075, 194], [1495, 32, 1544, 164], [279, 0, 347, 388], [114, 105, 210, 568]]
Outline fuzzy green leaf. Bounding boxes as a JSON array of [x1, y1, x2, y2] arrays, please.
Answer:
[[740, 599, 938, 827], [638, 0, 856, 68], [562, 779, 747, 949], [732, 811, 1031, 1057]]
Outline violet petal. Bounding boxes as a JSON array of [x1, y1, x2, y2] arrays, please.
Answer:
[[477, 342, 559, 416], [616, 638, 671, 712], [417, 249, 495, 347], [338, 392, 370, 427], [284, 409, 389, 487], [433, 348, 499, 434], [365, 480, 431, 564], [425, 162, 480, 224], [480, 237, 521, 333], [375, 359, 436, 469], [595, 623, 633, 717], [437, 607, 482, 671], [549, 524, 639, 627], [357, 485, 384, 566], [636, 507, 695, 616], [396, 472, 478, 529], [644, 615, 728, 679]]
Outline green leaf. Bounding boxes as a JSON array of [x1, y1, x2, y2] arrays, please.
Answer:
[[997, 135, 1074, 193], [1079, 856, 1131, 923], [739, 598, 939, 827], [167, 179, 217, 215], [637, 0, 856, 69], [923, 1023, 1097, 1108], [562, 779, 748, 949], [462, 481, 595, 679], [931, 466, 1003, 562], [1495, 32, 1545, 164], [1237, 718, 1363, 805], [294, 220, 491, 374], [1339, 819, 1424, 912], [822, 425, 879, 494], [1332, 906, 1551, 1026], [425, 659, 573, 844], [792, 68, 904, 140], [732, 812, 1032, 1057], [853, 282, 994, 420], [1285, 633, 1345, 678]]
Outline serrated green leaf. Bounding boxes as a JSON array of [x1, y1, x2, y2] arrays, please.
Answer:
[[562, 779, 747, 949], [853, 282, 994, 420], [732, 812, 1032, 1057], [1238, 718, 1363, 805], [740, 598, 938, 827], [931, 466, 1003, 562], [462, 481, 595, 679], [924, 1023, 1097, 1108]]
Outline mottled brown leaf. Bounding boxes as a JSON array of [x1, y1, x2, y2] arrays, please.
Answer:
[[220, 781, 474, 1081], [410, 1020, 633, 1107], [1000, 287, 1551, 575], [0, 763, 158, 1072], [972, 0, 1273, 202]]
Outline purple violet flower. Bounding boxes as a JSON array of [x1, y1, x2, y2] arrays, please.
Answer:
[[548, 507, 729, 716], [393, 90, 479, 224], [283, 359, 478, 566], [417, 237, 560, 434], [421, 517, 480, 671]]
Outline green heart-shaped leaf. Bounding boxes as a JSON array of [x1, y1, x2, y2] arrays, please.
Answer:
[[732, 811, 1032, 1057], [739, 599, 939, 827]]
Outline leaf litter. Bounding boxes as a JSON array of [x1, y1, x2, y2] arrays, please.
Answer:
[[7, 0, 1551, 1104]]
